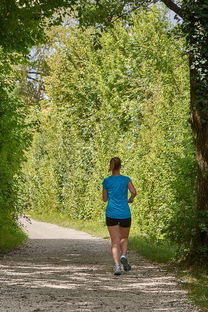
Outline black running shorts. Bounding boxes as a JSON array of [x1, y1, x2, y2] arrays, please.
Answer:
[[106, 217, 131, 228]]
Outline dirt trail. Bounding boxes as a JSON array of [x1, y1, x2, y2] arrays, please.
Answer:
[[0, 218, 201, 312]]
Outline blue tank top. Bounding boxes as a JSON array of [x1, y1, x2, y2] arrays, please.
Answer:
[[102, 175, 131, 219]]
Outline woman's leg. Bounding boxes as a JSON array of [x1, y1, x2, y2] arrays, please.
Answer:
[[107, 225, 121, 265], [119, 226, 130, 255]]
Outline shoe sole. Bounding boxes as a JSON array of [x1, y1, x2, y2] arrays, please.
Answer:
[[114, 271, 122, 276], [123, 264, 131, 271]]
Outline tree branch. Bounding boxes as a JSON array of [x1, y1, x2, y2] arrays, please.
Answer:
[[161, 0, 183, 18], [110, 5, 142, 24], [27, 71, 43, 75]]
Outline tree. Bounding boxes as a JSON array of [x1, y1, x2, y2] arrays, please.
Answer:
[[75, 0, 208, 262], [182, 1, 208, 260], [1, 0, 207, 260], [19, 9, 195, 255], [0, 0, 78, 52], [0, 0, 80, 250], [159, 0, 208, 261]]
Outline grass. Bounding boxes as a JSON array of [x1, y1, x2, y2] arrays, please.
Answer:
[[128, 235, 176, 263], [173, 264, 208, 312], [28, 212, 208, 311], [0, 222, 27, 253]]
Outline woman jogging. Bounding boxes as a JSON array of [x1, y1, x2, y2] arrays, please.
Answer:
[[102, 157, 137, 275]]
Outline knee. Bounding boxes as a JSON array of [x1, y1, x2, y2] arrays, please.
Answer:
[[120, 237, 128, 243], [111, 240, 120, 248]]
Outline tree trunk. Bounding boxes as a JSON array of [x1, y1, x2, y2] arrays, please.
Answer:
[[189, 54, 208, 256]]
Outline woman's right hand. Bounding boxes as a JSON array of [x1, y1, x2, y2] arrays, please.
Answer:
[[128, 181, 137, 203]]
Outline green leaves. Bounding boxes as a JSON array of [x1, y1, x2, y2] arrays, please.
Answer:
[[19, 7, 195, 254], [0, 47, 31, 229], [0, 0, 77, 53]]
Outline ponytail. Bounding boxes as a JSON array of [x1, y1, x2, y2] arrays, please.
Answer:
[[109, 157, 121, 171]]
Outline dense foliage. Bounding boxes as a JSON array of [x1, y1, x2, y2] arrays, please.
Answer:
[[19, 8, 196, 254], [0, 0, 78, 53], [0, 0, 78, 250], [0, 0, 207, 263], [0, 50, 30, 242]]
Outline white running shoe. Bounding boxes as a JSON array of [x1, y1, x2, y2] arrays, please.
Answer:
[[120, 254, 131, 272]]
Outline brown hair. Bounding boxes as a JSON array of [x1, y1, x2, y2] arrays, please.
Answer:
[[109, 157, 121, 171]]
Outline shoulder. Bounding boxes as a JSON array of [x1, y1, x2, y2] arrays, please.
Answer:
[[103, 176, 111, 182], [102, 176, 111, 187], [121, 175, 132, 182]]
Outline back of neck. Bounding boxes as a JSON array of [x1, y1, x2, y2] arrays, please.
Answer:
[[112, 170, 121, 176]]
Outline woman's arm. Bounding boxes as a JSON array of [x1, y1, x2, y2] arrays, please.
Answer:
[[102, 187, 108, 202], [128, 181, 137, 203]]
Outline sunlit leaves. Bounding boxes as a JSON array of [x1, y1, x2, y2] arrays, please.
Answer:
[[20, 8, 195, 251]]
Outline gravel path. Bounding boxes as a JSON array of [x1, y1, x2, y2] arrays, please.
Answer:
[[0, 218, 201, 312]]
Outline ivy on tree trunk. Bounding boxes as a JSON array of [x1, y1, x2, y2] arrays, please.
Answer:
[[184, 1, 208, 260]]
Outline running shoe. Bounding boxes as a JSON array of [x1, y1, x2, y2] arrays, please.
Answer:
[[113, 264, 123, 276], [120, 254, 131, 272]]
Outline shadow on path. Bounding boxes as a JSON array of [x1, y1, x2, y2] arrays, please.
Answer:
[[0, 220, 201, 312]]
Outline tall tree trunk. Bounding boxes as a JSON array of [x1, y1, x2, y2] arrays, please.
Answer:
[[189, 53, 208, 257], [184, 0, 208, 261]]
